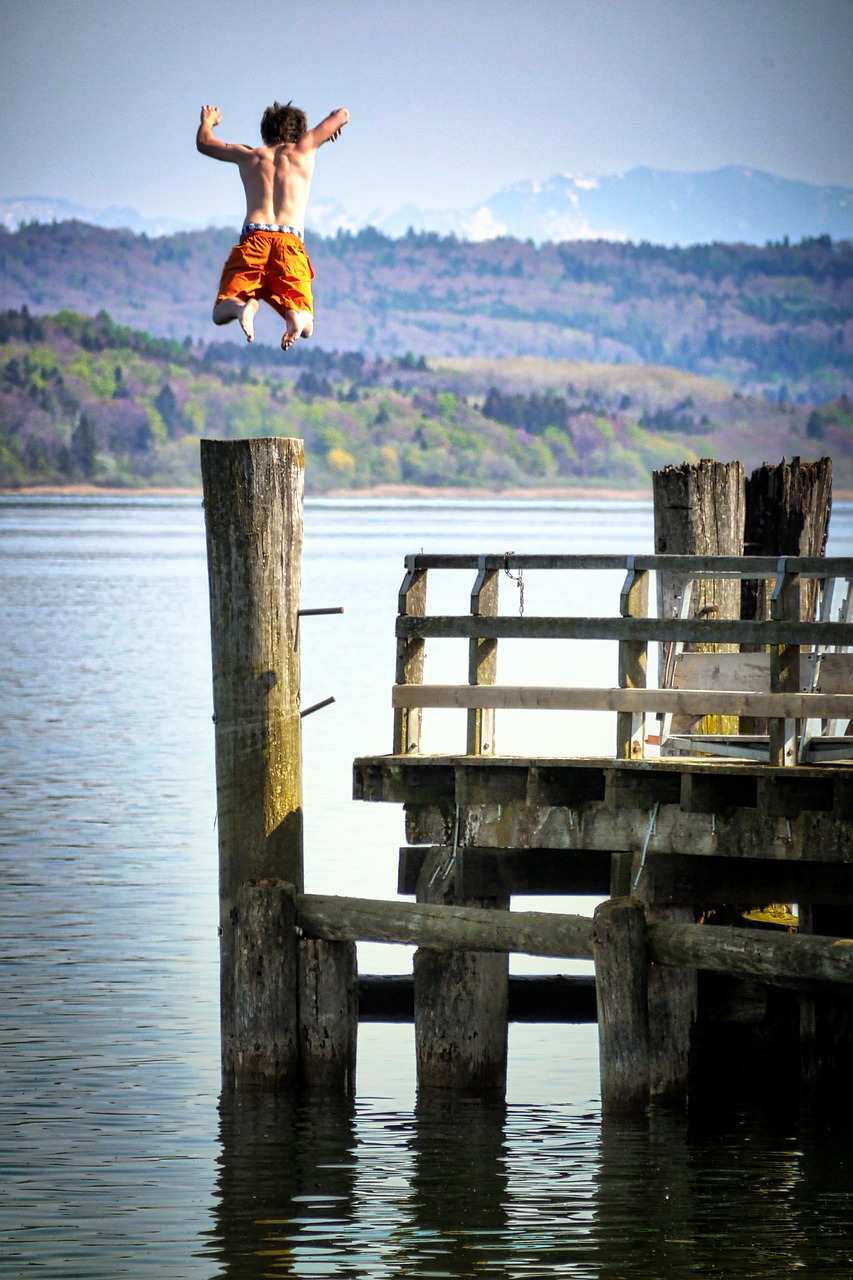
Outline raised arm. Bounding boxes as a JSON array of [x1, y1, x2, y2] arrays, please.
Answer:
[[300, 108, 350, 150], [196, 105, 253, 162]]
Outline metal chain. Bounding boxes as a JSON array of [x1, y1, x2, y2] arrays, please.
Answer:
[[503, 553, 525, 617]]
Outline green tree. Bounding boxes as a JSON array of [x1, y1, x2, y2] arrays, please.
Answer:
[[70, 414, 97, 477]]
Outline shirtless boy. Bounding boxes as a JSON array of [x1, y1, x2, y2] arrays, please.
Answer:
[[197, 100, 349, 349]]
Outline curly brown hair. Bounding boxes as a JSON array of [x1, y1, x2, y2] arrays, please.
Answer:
[[260, 100, 308, 146]]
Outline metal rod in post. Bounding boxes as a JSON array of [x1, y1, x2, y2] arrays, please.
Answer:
[[201, 437, 305, 1086]]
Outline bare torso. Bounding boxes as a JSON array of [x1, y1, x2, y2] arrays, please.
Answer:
[[238, 144, 317, 228]]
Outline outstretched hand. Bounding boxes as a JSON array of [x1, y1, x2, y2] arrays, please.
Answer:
[[200, 104, 222, 127]]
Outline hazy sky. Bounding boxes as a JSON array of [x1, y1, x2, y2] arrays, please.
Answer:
[[1, 0, 851, 228]]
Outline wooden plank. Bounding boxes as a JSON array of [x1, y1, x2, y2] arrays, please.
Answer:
[[648, 854, 853, 906], [356, 974, 598, 1023], [406, 552, 853, 577], [296, 892, 596, 958], [593, 898, 650, 1112], [813, 653, 853, 694], [397, 845, 612, 896], [395, 615, 853, 645], [398, 799, 853, 865], [672, 651, 771, 692], [391, 683, 853, 719]]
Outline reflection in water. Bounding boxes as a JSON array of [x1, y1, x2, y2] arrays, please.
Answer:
[[205, 1086, 853, 1279], [593, 1110, 853, 1280], [208, 1091, 359, 1278]]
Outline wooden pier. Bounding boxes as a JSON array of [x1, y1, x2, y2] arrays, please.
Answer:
[[202, 441, 853, 1112]]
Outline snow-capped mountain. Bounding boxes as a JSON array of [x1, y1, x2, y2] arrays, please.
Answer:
[[3, 167, 852, 247], [371, 167, 853, 246]]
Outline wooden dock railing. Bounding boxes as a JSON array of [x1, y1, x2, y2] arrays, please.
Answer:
[[392, 553, 853, 766]]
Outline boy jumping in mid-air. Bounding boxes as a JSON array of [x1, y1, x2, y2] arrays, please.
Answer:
[[197, 100, 349, 350]]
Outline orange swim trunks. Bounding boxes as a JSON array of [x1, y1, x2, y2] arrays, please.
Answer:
[[215, 229, 315, 319]]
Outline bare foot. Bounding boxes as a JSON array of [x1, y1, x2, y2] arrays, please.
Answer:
[[281, 309, 314, 351], [240, 298, 259, 342], [212, 296, 258, 342]]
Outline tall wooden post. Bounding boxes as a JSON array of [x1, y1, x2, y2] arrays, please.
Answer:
[[647, 460, 744, 1103], [653, 459, 745, 638], [201, 437, 305, 1084], [743, 459, 838, 1094], [743, 457, 832, 624]]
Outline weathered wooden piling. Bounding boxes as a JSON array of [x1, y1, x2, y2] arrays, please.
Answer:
[[202, 437, 305, 1083], [647, 461, 745, 1102], [653, 460, 745, 644], [298, 939, 358, 1091], [202, 437, 358, 1090], [743, 456, 832, 624], [593, 899, 650, 1112], [413, 847, 509, 1092], [231, 879, 299, 1085]]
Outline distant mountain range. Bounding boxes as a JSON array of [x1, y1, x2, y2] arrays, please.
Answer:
[[3, 166, 852, 247], [2, 219, 851, 404]]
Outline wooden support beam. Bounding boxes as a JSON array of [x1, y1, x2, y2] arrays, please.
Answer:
[[648, 920, 853, 986], [201, 437, 304, 1086], [296, 891, 853, 985], [398, 845, 612, 897], [593, 898, 650, 1112], [297, 939, 357, 1092], [296, 892, 596, 958], [647, 854, 853, 907], [356, 974, 598, 1023]]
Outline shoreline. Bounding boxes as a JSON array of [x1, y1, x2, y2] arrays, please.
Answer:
[[4, 482, 853, 502], [0, 482, 654, 501]]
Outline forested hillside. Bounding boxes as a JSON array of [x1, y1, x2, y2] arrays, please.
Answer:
[[1, 222, 850, 403], [1, 308, 848, 492]]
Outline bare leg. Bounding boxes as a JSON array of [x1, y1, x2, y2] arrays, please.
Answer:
[[212, 296, 259, 342], [281, 309, 314, 351]]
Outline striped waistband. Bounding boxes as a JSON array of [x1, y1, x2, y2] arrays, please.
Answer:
[[241, 222, 303, 240]]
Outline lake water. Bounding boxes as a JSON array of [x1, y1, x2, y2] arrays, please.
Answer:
[[2, 494, 853, 1279]]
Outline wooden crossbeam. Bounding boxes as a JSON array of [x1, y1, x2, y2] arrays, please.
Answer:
[[395, 615, 853, 645], [402, 553, 853, 577], [295, 892, 853, 986], [392, 684, 853, 719]]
